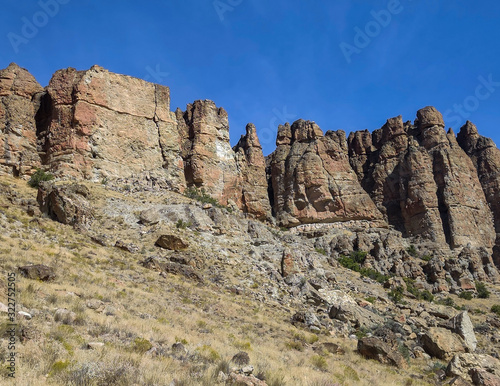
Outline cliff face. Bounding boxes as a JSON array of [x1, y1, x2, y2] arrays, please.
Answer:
[[0, 63, 43, 176], [348, 107, 496, 250], [2, 64, 500, 262], [457, 121, 500, 266], [269, 119, 385, 227], [37, 65, 184, 190]]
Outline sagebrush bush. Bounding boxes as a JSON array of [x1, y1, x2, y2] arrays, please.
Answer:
[[476, 282, 490, 299], [28, 168, 54, 188]]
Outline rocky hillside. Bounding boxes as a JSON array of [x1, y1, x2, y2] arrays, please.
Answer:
[[1, 63, 500, 385]]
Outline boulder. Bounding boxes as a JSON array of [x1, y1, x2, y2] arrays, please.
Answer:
[[357, 337, 408, 369], [37, 182, 93, 228], [323, 290, 384, 329], [447, 311, 477, 352], [18, 265, 55, 281], [155, 234, 188, 250], [446, 353, 500, 383], [421, 327, 466, 360], [470, 368, 500, 386]]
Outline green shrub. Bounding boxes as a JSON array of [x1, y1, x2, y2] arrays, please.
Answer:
[[389, 286, 404, 303], [28, 168, 54, 188], [50, 360, 71, 376], [491, 305, 500, 316], [131, 337, 152, 354], [420, 290, 434, 302], [196, 345, 221, 363], [476, 282, 490, 299], [459, 291, 473, 300], [285, 340, 304, 351], [403, 278, 433, 302], [185, 187, 219, 206], [407, 245, 418, 257], [339, 255, 361, 272], [351, 251, 367, 264], [315, 248, 327, 256], [360, 267, 390, 284], [339, 251, 367, 271], [176, 219, 192, 229], [436, 297, 455, 307], [421, 255, 432, 262]]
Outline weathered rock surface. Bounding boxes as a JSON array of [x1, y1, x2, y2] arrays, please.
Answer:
[[420, 327, 466, 359], [155, 234, 188, 250], [446, 353, 500, 383], [446, 311, 477, 352], [348, 107, 496, 250], [233, 123, 273, 220], [177, 102, 270, 218], [0, 63, 43, 176], [37, 182, 93, 228], [357, 337, 408, 368], [269, 119, 385, 227], [18, 264, 56, 281], [458, 121, 500, 269], [38, 65, 184, 189]]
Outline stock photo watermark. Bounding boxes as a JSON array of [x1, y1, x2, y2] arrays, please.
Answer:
[[7, 0, 71, 54], [213, 0, 243, 22], [340, 0, 411, 63], [443, 74, 500, 129], [258, 106, 297, 146], [143, 64, 170, 84]]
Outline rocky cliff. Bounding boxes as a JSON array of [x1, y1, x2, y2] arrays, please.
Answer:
[[348, 107, 495, 251], [1, 63, 500, 270], [457, 121, 500, 267], [268, 119, 385, 227], [0, 63, 43, 176]]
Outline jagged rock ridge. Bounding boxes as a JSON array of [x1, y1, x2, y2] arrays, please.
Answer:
[[1, 64, 500, 273]]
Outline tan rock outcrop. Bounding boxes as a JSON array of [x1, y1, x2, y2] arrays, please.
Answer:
[[0, 63, 43, 176], [269, 119, 385, 227], [178, 100, 271, 219], [38, 65, 184, 189], [233, 123, 272, 220], [348, 107, 496, 250]]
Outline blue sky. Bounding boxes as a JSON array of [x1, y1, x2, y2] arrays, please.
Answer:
[[1, 0, 500, 155]]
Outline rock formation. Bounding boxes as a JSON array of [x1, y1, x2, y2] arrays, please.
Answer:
[[268, 119, 385, 227], [37, 65, 183, 190], [1, 63, 500, 271], [176, 101, 271, 219], [457, 121, 500, 268], [233, 123, 273, 220], [348, 107, 496, 250], [0, 63, 43, 176]]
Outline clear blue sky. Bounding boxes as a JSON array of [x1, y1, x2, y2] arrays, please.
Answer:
[[2, 0, 500, 155]]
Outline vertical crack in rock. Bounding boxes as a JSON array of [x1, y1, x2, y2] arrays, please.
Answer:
[[153, 84, 166, 169]]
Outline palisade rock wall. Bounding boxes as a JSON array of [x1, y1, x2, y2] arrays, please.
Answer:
[[268, 119, 386, 227], [0, 63, 43, 176], [1, 63, 500, 257], [37, 65, 185, 190], [457, 121, 500, 267], [348, 107, 495, 250]]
